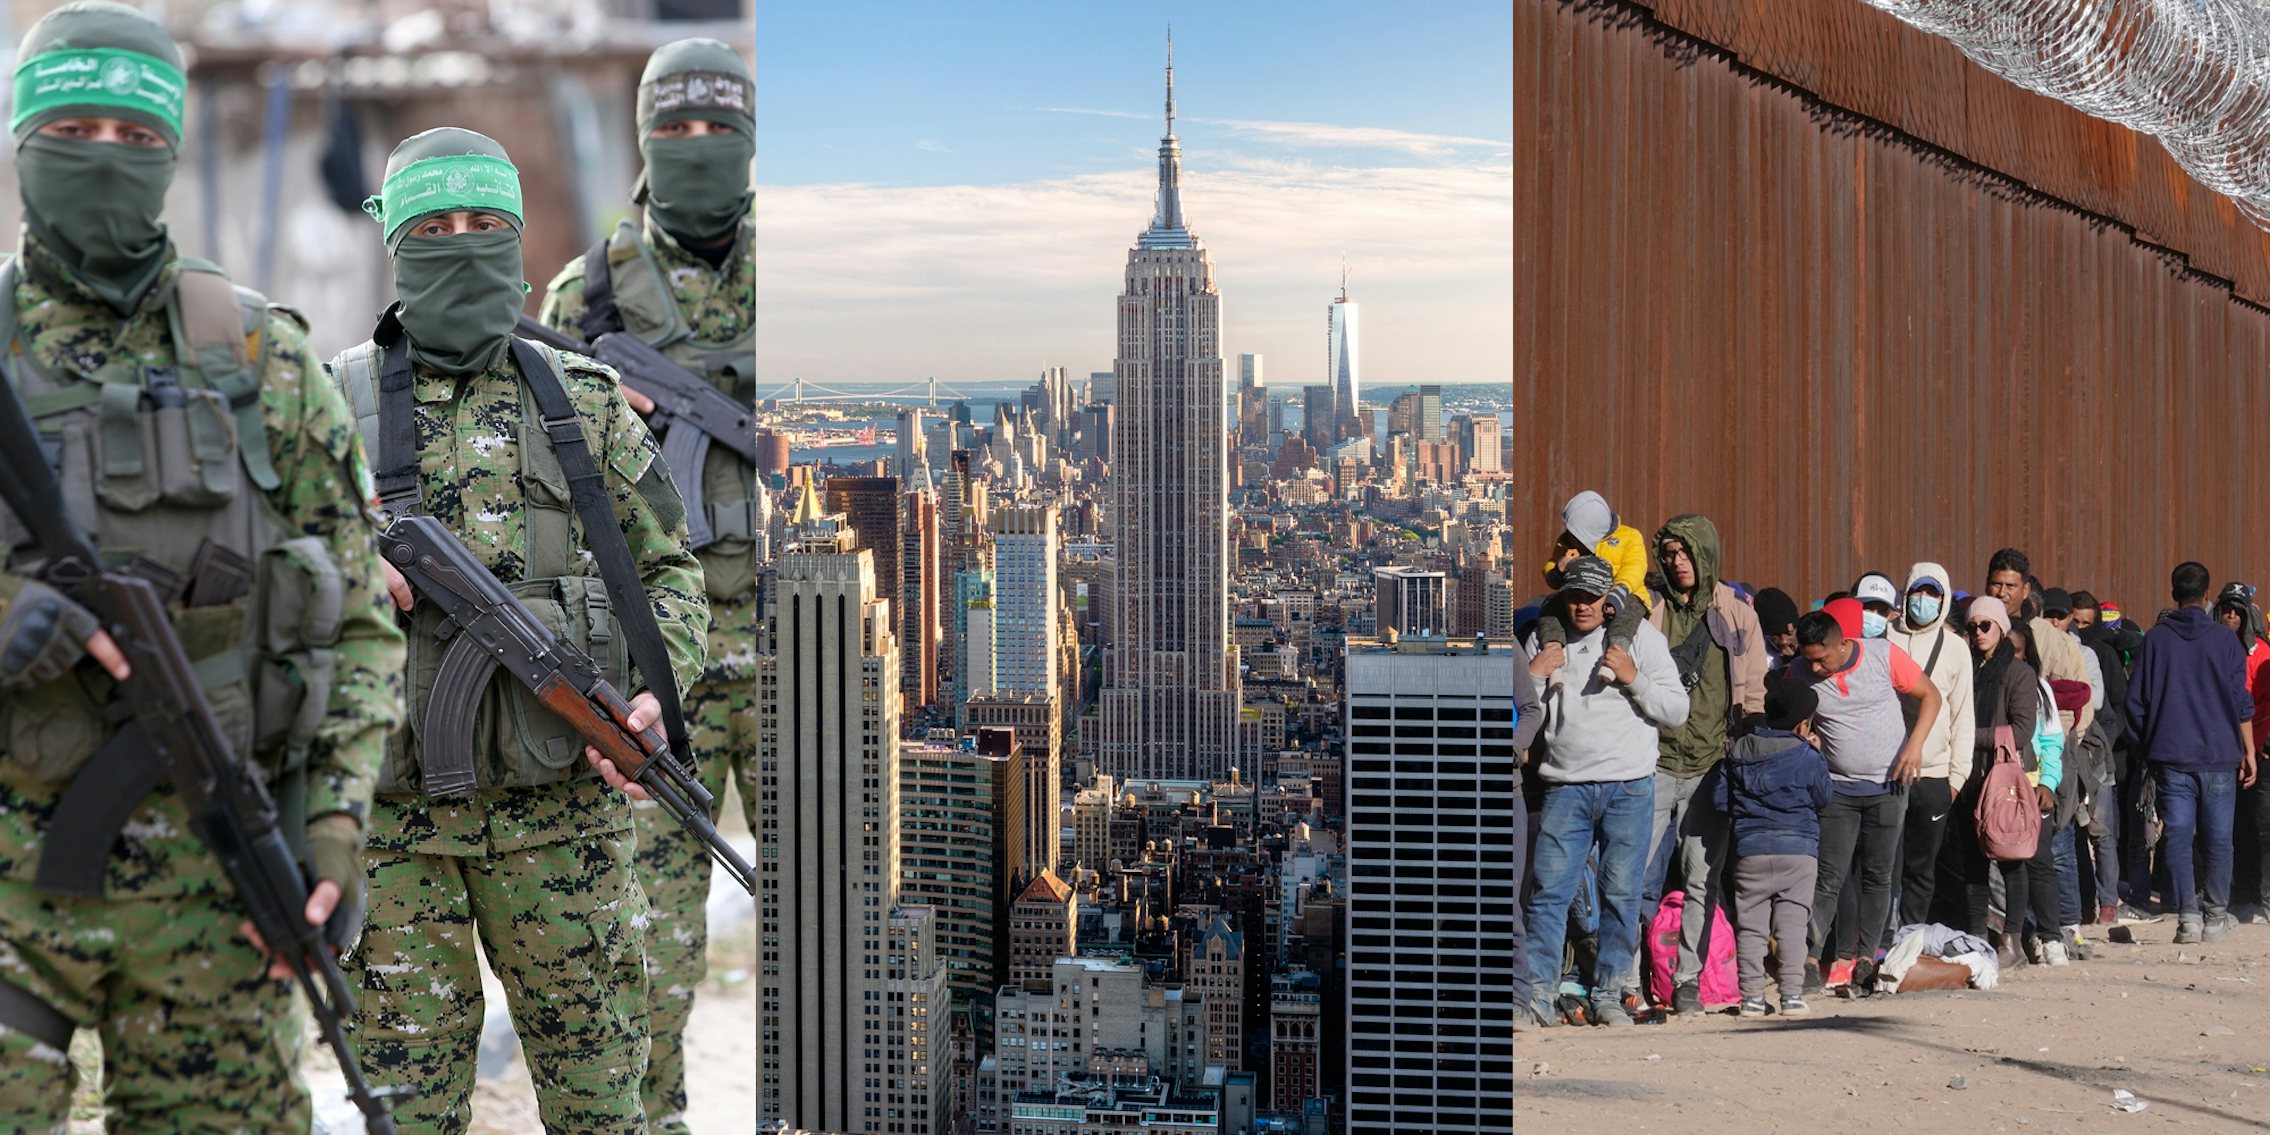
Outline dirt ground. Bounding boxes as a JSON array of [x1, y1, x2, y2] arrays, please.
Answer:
[[1518, 918, 2270, 1134]]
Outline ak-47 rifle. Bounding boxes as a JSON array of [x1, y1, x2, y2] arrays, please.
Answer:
[[377, 513, 756, 895], [516, 315, 755, 550], [0, 381, 409, 1133]]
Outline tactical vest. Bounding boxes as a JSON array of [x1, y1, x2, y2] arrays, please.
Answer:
[[581, 220, 756, 600], [333, 337, 634, 796], [0, 257, 344, 807]]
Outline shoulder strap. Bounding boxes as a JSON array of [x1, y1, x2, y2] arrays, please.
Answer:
[[577, 235, 622, 343], [509, 337, 690, 766], [371, 328, 422, 516], [169, 260, 280, 492], [1925, 625, 1948, 677]]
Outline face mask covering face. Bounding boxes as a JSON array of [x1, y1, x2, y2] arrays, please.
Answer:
[[641, 131, 754, 245], [1862, 611, 1888, 639], [1908, 595, 1942, 627], [391, 229, 525, 375], [18, 133, 175, 313]]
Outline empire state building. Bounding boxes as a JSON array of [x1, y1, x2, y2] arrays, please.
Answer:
[[1100, 39, 1239, 782]]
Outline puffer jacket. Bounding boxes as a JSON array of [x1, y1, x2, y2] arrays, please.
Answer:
[[1885, 561, 1976, 794]]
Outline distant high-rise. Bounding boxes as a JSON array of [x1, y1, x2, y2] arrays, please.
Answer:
[[989, 506, 1059, 696], [1101, 38, 1240, 783], [899, 737, 1016, 1024], [1328, 264, 1361, 442], [1343, 635, 1519, 1135], [900, 472, 942, 709], [1302, 383, 1336, 454], [1375, 566, 1449, 637]]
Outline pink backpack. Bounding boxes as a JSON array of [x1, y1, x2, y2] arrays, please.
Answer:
[[1645, 889, 1739, 1007], [1977, 724, 2040, 861]]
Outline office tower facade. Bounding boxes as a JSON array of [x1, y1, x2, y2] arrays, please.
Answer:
[[1374, 567, 1450, 637], [826, 476, 904, 673], [1101, 44, 1239, 784], [1328, 269, 1360, 442], [1455, 412, 1500, 474], [1301, 383, 1336, 454], [760, 498, 940, 1133], [1005, 869, 1076, 991], [883, 907, 952, 1135], [900, 738, 1014, 1021], [989, 958, 1210, 1113], [965, 693, 1062, 882], [1269, 971, 1323, 1112], [1343, 636, 1519, 1135], [990, 506, 1059, 696], [1418, 384, 1444, 442], [901, 473, 943, 710], [897, 406, 929, 480], [1191, 914, 1245, 1071]]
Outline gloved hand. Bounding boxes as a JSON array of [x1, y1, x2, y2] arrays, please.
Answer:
[[0, 578, 100, 692], [304, 812, 366, 950]]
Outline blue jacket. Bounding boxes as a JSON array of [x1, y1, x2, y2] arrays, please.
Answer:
[[2125, 607, 2251, 772], [1713, 728, 1833, 858]]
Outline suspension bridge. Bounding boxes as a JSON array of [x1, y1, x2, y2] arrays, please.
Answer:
[[755, 376, 980, 405]]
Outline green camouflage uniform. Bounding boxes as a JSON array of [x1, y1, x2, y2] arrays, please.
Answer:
[[541, 215, 755, 1135], [337, 344, 707, 1135], [0, 234, 405, 1132]]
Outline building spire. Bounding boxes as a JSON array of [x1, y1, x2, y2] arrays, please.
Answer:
[[1340, 254, 1348, 301], [1140, 28, 1192, 249], [1166, 26, 1176, 138]]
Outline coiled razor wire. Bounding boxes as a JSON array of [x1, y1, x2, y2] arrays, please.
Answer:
[[1859, 0, 2270, 227]]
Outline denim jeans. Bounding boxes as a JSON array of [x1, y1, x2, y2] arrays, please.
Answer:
[[1522, 777, 1654, 1005], [2155, 765, 2238, 917], [2053, 821, 2081, 929]]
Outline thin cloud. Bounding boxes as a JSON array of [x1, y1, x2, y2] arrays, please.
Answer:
[[1040, 107, 1508, 158], [754, 159, 1510, 389], [916, 139, 953, 153]]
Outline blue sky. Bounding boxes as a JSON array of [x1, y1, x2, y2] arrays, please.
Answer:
[[753, 2, 1511, 391]]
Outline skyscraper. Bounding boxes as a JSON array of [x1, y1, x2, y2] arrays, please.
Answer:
[[1328, 263, 1361, 442], [758, 487, 942, 1133], [988, 506, 1059, 696], [1343, 635, 1519, 1135], [1101, 39, 1240, 784]]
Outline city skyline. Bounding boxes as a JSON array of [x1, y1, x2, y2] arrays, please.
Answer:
[[753, 4, 1511, 391]]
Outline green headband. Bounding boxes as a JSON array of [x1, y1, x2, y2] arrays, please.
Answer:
[[361, 154, 523, 243], [11, 47, 184, 138]]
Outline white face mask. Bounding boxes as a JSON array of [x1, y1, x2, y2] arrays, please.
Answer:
[[1907, 594, 1942, 626]]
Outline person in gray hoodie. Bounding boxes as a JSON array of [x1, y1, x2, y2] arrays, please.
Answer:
[[1519, 556, 1690, 1029], [1884, 561, 1976, 929]]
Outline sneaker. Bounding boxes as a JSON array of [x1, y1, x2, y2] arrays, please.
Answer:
[[1779, 995, 1811, 1018], [1826, 958, 1856, 988], [2173, 915, 2204, 945], [1848, 957, 1879, 997], [2095, 903, 2120, 926], [2063, 926, 2093, 962], [1515, 1001, 1557, 1032], [2041, 939, 2069, 966], [2024, 936, 2046, 966], [2235, 903, 2269, 925], [1673, 981, 1703, 1016], [1737, 997, 1768, 1018], [1591, 996, 1635, 1027], [2203, 910, 2237, 941], [2115, 903, 2163, 924], [1803, 960, 1825, 995]]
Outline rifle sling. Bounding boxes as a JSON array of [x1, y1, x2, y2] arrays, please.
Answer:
[[0, 971, 74, 1052], [509, 337, 691, 767], [578, 235, 622, 342]]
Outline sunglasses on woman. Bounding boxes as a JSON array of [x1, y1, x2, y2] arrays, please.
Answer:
[[1966, 621, 1999, 635]]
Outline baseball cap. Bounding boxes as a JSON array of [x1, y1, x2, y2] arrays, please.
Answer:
[[1559, 555, 1615, 598], [1854, 573, 1898, 609], [2100, 602, 2124, 627], [2216, 582, 2255, 609], [2042, 588, 2073, 617]]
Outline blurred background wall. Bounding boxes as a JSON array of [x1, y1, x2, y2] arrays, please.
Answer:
[[0, 0, 751, 356]]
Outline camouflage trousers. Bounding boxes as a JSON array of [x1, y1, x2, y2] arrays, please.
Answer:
[[346, 832, 651, 1135], [632, 589, 758, 1135], [0, 878, 307, 1134]]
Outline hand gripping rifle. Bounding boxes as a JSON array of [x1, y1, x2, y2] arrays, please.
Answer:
[[516, 316, 756, 550], [0, 381, 410, 1132], [378, 513, 757, 895]]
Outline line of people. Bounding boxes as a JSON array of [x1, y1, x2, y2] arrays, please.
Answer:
[[1511, 491, 2266, 1028], [0, 5, 755, 1133]]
